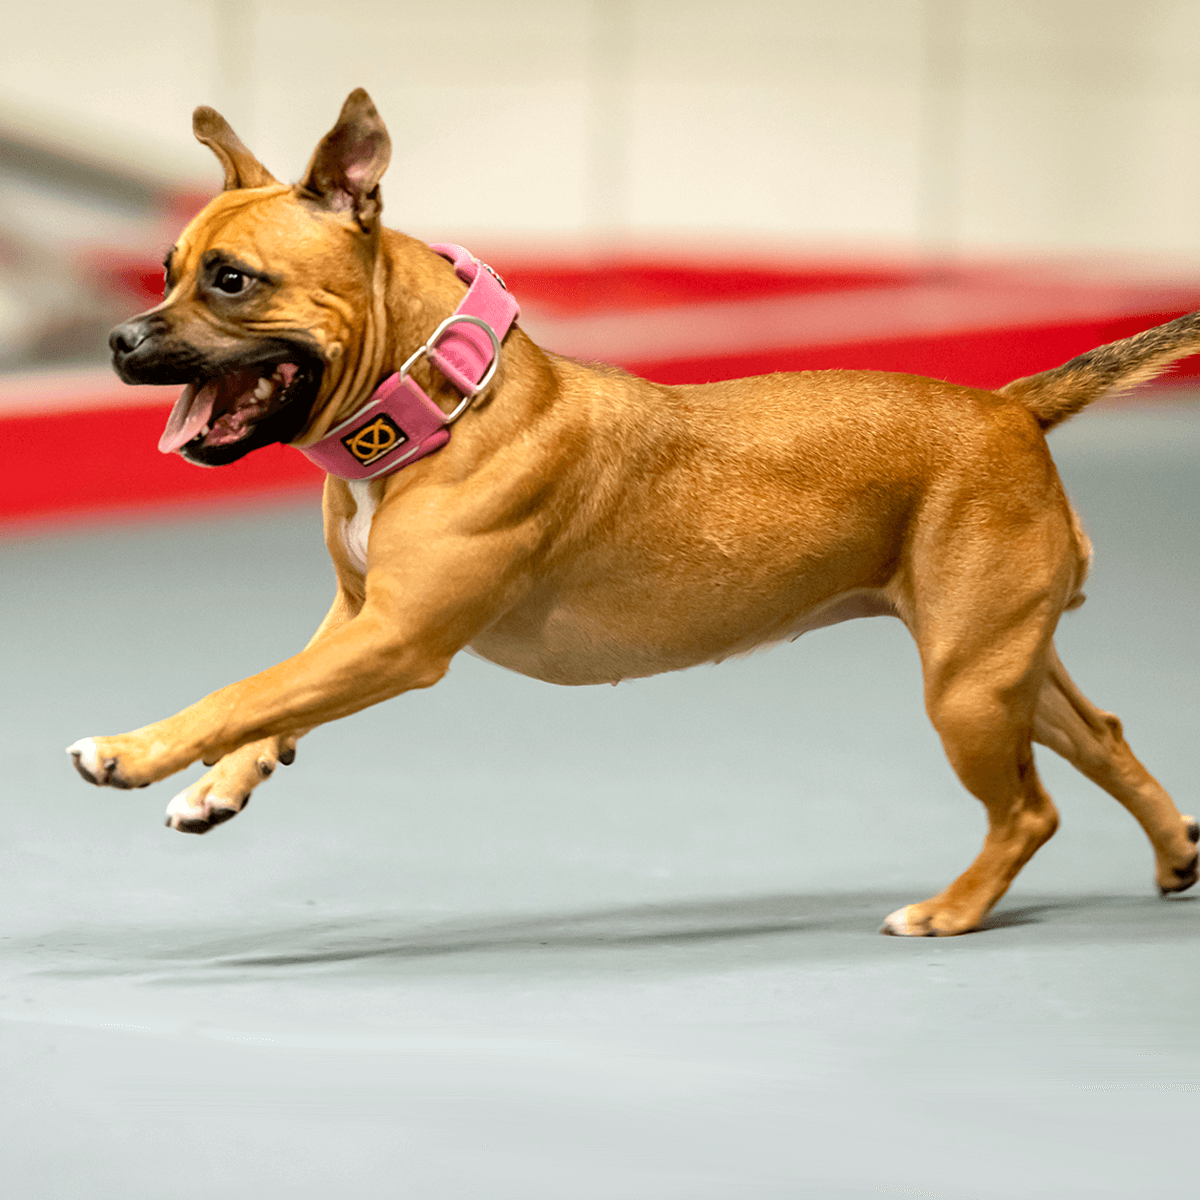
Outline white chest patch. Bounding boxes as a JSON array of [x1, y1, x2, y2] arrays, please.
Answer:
[[342, 480, 377, 576]]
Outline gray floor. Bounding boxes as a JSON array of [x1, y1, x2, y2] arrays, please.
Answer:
[[2, 400, 1200, 1199]]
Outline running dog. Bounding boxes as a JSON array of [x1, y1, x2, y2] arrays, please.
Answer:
[[69, 89, 1200, 936]]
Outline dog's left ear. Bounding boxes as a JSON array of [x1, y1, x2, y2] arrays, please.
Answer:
[[298, 88, 391, 231], [193, 107, 279, 190]]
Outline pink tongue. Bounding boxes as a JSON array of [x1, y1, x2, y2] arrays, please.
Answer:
[[158, 382, 218, 454]]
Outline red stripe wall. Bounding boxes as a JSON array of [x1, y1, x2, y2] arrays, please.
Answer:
[[4, 257, 1199, 528], [0, 406, 323, 526], [627, 311, 1200, 389]]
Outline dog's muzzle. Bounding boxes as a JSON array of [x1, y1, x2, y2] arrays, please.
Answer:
[[109, 315, 169, 385], [107, 310, 325, 466]]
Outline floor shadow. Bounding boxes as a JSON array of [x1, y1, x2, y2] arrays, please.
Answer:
[[215, 892, 880, 970], [194, 891, 1200, 971], [979, 901, 1087, 931], [32, 890, 908, 978], [26, 889, 1193, 980]]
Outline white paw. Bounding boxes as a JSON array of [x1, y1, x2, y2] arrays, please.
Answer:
[[165, 784, 243, 834], [66, 737, 104, 785], [165, 786, 204, 820], [880, 905, 913, 936]]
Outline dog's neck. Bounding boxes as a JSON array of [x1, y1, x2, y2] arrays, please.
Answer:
[[293, 239, 521, 480]]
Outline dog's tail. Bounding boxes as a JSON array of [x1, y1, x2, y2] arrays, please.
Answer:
[[999, 310, 1200, 431]]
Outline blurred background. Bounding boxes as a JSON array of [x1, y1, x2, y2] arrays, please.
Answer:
[[5, 9, 1200, 1195], [4, 0, 1200, 519]]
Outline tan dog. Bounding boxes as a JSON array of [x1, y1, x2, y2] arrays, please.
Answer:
[[68, 89, 1199, 936]]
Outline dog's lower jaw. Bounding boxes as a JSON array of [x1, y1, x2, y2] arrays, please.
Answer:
[[109, 326, 325, 466], [176, 365, 321, 465]]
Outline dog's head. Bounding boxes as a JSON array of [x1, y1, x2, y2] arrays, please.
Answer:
[[110, 89, 392, 465]]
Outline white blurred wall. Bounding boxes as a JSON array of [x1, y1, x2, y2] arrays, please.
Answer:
[[3, 0, 1200, 255]]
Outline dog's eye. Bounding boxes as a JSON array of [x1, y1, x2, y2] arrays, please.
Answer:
[[214, 267, 248, 295]]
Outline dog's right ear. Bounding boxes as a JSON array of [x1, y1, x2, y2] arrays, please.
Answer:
[[193, 107, 279, 190], [297, 88, 391, 231]]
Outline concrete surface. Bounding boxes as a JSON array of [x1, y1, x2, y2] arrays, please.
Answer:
[[2, 401, 1199, 1198]]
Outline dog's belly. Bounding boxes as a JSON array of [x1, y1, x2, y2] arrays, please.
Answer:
[[468, 586, 896, 686], [468, 464, 908, 685]]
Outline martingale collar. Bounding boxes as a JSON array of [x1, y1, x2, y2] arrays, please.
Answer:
[[299, 243, 519, 481]]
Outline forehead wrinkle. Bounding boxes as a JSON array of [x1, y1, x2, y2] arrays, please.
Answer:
[[177, 189, 292, 271], [312, 288, 356, 323], [241, 289, 351, 344], [167, 189, 373, 354]]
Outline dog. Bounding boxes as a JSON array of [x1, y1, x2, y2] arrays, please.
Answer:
[[68, 88, 1200, 936]]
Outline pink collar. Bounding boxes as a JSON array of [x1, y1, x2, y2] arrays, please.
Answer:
[[298, 244, 519, 480]]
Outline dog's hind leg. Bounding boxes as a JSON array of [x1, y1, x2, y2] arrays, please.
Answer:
[[882, 629, 1061, 937], [1033, 646, 1198, 894], [882, 491, 1072, 935]]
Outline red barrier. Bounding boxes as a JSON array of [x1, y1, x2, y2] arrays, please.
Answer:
[[4, 255, 1199, 529], [628, 311, 1200, 390], [0, 404, 322, 525]]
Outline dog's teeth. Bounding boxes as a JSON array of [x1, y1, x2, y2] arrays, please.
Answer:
[[253, 377, 274, 400]]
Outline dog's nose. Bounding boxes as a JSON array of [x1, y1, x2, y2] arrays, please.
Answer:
[[109, 320, 149, 358]]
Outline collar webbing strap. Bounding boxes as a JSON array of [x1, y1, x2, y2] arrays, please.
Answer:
[[297, 243, 519, 481]]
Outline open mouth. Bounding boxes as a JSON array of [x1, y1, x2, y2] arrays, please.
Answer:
[[159, 358, 320, 466]]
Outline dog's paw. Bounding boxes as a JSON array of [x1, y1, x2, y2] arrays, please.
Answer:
[[880, 905, 917, 936], [881, 905, 947, 936], [161, 737, 286, 834], [66, 738, 145, 789], [1157, 814, 1199, 895], [165, 779, 249, 834], [880, 901, 980, 937]]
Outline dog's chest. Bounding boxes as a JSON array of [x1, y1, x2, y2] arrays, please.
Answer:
[[342, 480, 377, 575]]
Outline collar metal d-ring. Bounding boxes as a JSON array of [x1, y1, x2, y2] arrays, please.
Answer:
[[398, 312, 504, 425]]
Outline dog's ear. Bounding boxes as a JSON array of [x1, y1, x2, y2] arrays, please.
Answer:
[[297, 88, 391, 230], [193, 107, 279, 190]]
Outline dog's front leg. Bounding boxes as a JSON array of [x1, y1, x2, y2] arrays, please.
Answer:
[[67, 597, 448, 792], [160, 734, 297, 832], [67, 585, 362, 799], [68, 519, 525, 800], [159, 587, 359, 832]]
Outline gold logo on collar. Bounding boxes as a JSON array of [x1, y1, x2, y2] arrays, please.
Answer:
[[342, 414, 407, 465]]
